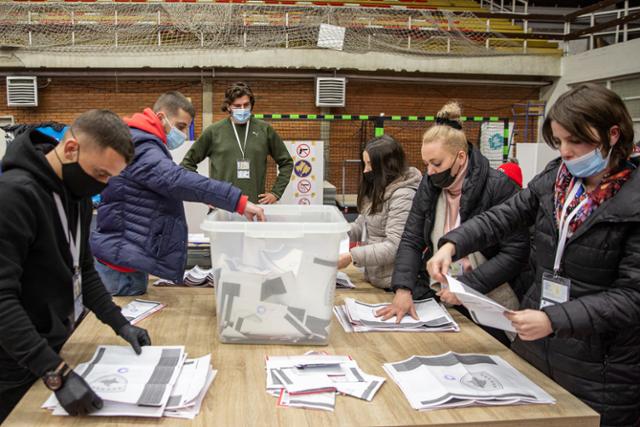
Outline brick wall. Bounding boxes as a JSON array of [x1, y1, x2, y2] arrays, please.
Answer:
[[0, 79, 204, 134], [0, 76, 539, 195]]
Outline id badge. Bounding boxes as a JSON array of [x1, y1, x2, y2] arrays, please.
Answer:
[[72, 268, 84, 323], [540, 272, 571, 309], [237, 160, 251, 179]]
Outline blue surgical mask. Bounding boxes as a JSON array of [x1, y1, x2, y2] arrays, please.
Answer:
[[163, 117, 186, 150], [232, 108, 251, 124], [564, 147, 610, 178]]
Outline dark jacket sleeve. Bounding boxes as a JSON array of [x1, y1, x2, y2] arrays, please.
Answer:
[[132, 144, 243, 212], [267, 126, 294, 199], [440, 180, 540, 263], [391, 175, 431, 294], [180, 128, 211, 172], [80, 200, 129, 334], [0, 183, 63, 377], [542, 224, 640, 338], [459, 176, 531, 294]]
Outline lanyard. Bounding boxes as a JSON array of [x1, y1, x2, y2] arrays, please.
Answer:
[[231, 120, 250, 160], [553, 179, 588, 275], [53, 193, 81, 270]]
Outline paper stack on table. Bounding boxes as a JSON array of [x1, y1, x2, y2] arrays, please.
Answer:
[[153, 265, 216, 288], [120, 299, 165, 325], [334, 298, 459, 333], [442, 275, 516, 332], [42, 346, 217, 419], [265, 352, 385, 411], [384, 352, 555, 411]]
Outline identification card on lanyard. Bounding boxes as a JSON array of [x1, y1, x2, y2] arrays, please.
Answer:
[[231, 121, 251, 180], [53, 193, 84, 324], [541, 179, 587, 309]]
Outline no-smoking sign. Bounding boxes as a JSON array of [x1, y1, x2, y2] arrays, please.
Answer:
[[297, 179, 312, 194], [296, 144, 311, 158]]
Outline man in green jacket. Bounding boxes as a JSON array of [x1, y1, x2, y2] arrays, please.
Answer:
[[181, 82, 293, 204]]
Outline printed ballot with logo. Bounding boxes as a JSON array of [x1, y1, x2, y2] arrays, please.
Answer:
[[202, 205, 350, 345]]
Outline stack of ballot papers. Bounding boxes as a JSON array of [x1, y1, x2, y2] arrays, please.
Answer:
[[383, 352, 555, 411], [42, 346, 217, 419], [334, 298, 459, 333], [153, 265, 216, 288], [120, 299, 165, 325], [440, 275, 516, 332], [336, 271, 356, 289], [265, 352, 385, 411]]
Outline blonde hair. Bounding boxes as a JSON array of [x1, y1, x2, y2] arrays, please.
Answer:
[[422, 101, 467, 154]]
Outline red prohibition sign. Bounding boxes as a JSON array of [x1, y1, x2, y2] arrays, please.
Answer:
[[297, 179, 312, 194]]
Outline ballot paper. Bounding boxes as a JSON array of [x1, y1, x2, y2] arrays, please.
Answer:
[[266, 352, 384, 411], [443, 275, 516, 333], [43, 346, 217, 419], [153, 265, 216, 288], [336, 271, 356, 289], [383, 352, 555, 411], [334, 298, 459, 333], [188, 233, 210, 245], [339, 237, 350, 255], [278, 389, 336, 412], [120, 299, 165, 325]]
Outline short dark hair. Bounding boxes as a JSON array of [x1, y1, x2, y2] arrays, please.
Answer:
[[221, 82, 255, 113], [71, 109, 134, 164], [153, 91, 195, 119], [357, 134, 408, 215], [542, 83, 635, 170]]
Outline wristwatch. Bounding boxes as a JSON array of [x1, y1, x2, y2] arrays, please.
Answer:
[[43, 361, 71, 391]]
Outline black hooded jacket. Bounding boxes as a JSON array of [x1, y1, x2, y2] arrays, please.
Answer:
[[0, 130, 129, 378]]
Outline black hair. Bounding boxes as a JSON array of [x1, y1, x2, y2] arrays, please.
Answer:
[[357, 134, 408, 215]]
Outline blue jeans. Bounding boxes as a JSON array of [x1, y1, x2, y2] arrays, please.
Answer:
[[94, 259, 149, 296]]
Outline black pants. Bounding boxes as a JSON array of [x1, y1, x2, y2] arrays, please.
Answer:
[[0, 361, 37, 424]]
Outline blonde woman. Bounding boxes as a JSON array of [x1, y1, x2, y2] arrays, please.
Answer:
[[376, 102, 529, 344]]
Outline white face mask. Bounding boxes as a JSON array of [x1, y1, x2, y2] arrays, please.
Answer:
[[231, 108, 252, 124], [163, 116, 187, 150]]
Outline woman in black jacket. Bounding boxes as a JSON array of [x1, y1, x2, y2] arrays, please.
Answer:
[[377, 102, 530, 335], [428, 84, 640, 427]]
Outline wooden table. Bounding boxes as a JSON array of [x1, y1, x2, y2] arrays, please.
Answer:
[[5, 268, 599, 426]]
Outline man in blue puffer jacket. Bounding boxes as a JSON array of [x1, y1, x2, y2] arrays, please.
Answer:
[[90, 91, 265, 295]]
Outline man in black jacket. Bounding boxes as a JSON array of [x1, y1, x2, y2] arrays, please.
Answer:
[[0, 110, 152, 422]]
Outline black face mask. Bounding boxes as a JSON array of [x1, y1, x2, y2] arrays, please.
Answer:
[[429, 156, 462, 189], [55, 145, 107, 199], [363, 171, 375, 184]]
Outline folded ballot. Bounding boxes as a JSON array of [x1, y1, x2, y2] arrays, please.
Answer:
[[120, 299, 165, 325], [43, 346, 217, 419], [443, 275, 516, 332], [384, 352, 555, 411], [336, 271, 356, 289], [153, 265, 216, 288], [334, 298, 459, 333], [266, 352, 385, 411]]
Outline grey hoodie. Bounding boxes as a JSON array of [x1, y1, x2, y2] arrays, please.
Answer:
[[348, 167, 422, 289]]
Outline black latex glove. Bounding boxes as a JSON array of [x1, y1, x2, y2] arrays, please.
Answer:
[[55, 371, 103, 416], [117, 323, 152, 355]]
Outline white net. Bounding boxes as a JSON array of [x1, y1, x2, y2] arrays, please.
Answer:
[[0, 3, 557, 56]]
